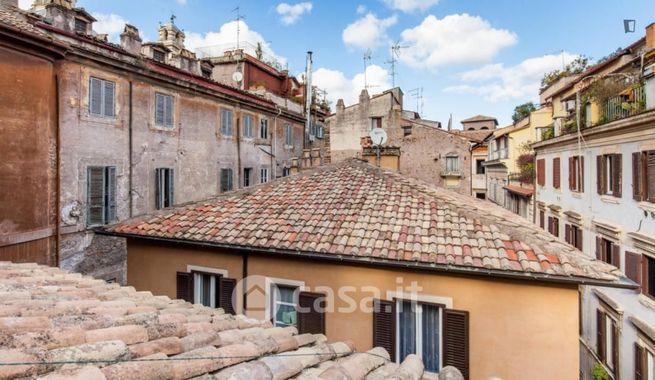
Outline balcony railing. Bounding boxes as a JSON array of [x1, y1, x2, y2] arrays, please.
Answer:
[[603, 84, 646, 123]]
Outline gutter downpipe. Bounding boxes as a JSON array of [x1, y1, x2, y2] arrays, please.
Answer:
[[272, 105, 281, 177], [242, 253, 248, 313], [128, 81, 134, 217]]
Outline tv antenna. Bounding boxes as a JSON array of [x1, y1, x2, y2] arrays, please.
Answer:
[[408, 87, 424, 116], [363, 48, 372, 90], [387, 41, 408, 88], [232, 6, 245, 50]]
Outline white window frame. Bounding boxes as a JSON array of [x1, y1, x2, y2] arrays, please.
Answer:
[[284, 124, 293, 147], [260, 118, 269, 139], [445, 156, 459, 172], [154, 92, 174, 128], [243, 114, 253, 139], [605, 155, 614, 195], [604, 313, 615, 370], [265, 277, 305, 324], [89, 76, 116, 118], [186, 265, 228, 308], [260, 167, 269, 184], [647, 347, 655, 380], [221, 109, 233, 136]]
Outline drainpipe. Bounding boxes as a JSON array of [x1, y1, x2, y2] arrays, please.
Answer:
[[272, 105, 281, 178], [55, 74, 61, 267], [128, 81, 133, 217], [236, 108, 241, 188], [304, 51, 313, 149], [241, 252, 248, 313]]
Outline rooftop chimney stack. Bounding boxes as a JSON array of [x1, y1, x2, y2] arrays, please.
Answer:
[[646, 22, 655, 51], [120, 24, 142, 56]]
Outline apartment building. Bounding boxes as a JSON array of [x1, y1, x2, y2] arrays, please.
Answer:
[[0, 0, 326, 283], [533, 23, 655, 380]]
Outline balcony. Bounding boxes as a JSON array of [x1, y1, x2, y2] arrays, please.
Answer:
[[603, 84, 646, 123], [440, 170, 462, 178], [487, 148, 508, 161]]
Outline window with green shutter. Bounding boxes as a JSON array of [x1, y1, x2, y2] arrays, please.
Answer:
[[155, 93, 174, 128], [89, 77, 115, 118], [221, 109, 233, 136], [87, 166, 117, 226], [242, 115, 253, 138]]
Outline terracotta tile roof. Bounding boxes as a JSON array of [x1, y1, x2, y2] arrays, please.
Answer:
[[504, 185, 534, 197], [0, 4, 51, 39], [451, 129, 493, 142], [105, 159, 631, 287], [460, 115, 498, 124], [0, 262, 431, 379]]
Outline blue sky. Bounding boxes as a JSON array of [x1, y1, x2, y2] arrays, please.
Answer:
[[25, 0, 655, 128]]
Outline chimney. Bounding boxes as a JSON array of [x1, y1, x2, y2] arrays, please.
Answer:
[[336, 99, 345, 114], [120, 24, 142, 55], [359, 89, 369, 104], [647, 22, 655, 51]]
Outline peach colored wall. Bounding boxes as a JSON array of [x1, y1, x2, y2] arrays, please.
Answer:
[[127, 240, 579, 380]]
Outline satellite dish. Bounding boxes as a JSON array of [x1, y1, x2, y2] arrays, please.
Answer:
[[232, 71, 243, 82], [370, 128, 387, 146]]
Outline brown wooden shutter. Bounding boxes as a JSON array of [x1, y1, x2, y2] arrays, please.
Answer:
[[219, 277, 236, 315], [635, 343, 644, 380], [647, 151, 655, 203], [568, 157, 574, 190], [625, 251, 643, 287], [613, 154, 622, 198], [596, 237, 603, 260], [597, 155, 605, 195], [597, 309, 606, 361], [634, 152, 644, 201], [537, 159, 545, 186], [576, 228, 583, 251], [565, 224, 571, 245], [539, 211, 545, 229], [611, 319, 619, 376], [444, 309, 469, 380], [297, 291, 326, 334], [643, 257, 650, 297], [176, 272, 193, 303], [372, 299, 396, 362], [87, 167, 106, 225], [612, 244, 621, 269], [553, 157, 560, 189]]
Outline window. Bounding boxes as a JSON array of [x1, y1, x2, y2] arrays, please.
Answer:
[[475, 192, 485, 200], [475, 159, 485, 175], [371, 117, 382, 130], [242, 115, 253, 138], [175, 269, 236, 314], [633, 151, 655, 203], [565, 224, 583, 250], [220, 168, 233, 193], [87, 166, 117, 226], [155, 93, 174, 128], [569, 156, 584, 192], [89, 77, 115, 118], [153, 49, 165, 63], [155, 168, 174, 209], [539, 210, 545, 229], [625, 251, 654, 299], [548, 216, 559, 237], [201, 67, 212, 79], [316, 124, 324, 139], [282, 167, 291, 177], [74, 18, 88, 33], [552, 157, 561, 189], [260, 118, 269, 139], [403, 126, 412, 137], [260, 167, 269, 184], [397, 300, 442, 373], [537, 159, 546, 186], [585, 103, 593, 128], [271, 284, 298, 327], [445, 156, 459, 172], [243, 168, 252, 187], [596, 236, 620, 268], [597, 154, 622, 197], [597, 309, 619, 376], [635, 342, 655, 380], [284, 124, 293, 146], [220, 109, 233, 136]]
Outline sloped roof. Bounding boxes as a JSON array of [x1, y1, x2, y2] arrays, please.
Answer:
[[460, 115, 498, 124], [451, 129, 493, 142], [105, 160, 631, 287], [0, 262, 430, 379]]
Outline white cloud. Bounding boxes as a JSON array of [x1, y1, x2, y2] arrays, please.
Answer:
[[356, 4, 367, 14], [276, 2, 313, 25], [342, 13, 398, 50], [313, 64, 391, 107], [176, 0, 187, 4], [92, 13, 128, 43], [186, 21, 286, 66], [383, 0, 438, 12], [18, 0, 32, 9], [443, 52, 579, 103], [399, 14, 517, 69]]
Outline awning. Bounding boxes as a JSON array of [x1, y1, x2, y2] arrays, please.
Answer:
[[504, 185, 534, 197]]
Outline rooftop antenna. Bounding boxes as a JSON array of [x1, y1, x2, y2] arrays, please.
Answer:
[[363, 48, 372, 90], [170, 14, 176, 25], [387, 41, 408, 88], [232, 6, 245, 50], [408, 87, 424, 116]]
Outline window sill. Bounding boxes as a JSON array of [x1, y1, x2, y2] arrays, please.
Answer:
[[284, 145, 294, 150], [600, 195, 621, 204], [639, 294, 655, 311], [638, 201, 655, 213], [152, 124, 177, 132], [571, 191, 583, 199]]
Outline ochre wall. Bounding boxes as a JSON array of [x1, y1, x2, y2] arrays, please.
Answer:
[[0, 45, 58, 265], [127, 240, 579, 380]]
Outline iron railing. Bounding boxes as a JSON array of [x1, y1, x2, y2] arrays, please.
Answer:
[[604, 84, 646, 123]]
